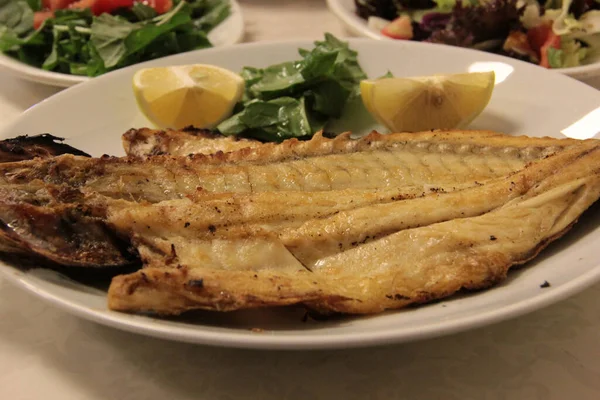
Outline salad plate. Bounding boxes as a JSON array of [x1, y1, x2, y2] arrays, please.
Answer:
[[1, 38, 600, 350], [327, 0, 600, 81], [0, 0, 245, 88]]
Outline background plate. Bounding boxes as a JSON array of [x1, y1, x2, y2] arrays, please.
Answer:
[[0, 0, 245, 88], [1, 38, 600, 349]]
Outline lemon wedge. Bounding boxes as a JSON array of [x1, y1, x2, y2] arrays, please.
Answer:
[[360, 71, 495, 132], [132, 64, 245, 130]]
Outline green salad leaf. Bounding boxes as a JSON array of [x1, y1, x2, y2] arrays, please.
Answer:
[[0, 0, 229, 77], [0, 0, 33, 36], [90, 14, 137, 69], [217, 33, 367, 141], [25, 0, 40, 11], [129, 3, 158, 21], [547, 37, 588, 68], [191, 0, 231, 31]]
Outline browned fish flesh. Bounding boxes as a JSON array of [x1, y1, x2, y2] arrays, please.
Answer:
[[105, 136, 600, 314], [0, 130, 597, 316], [122, 127, 262, 157], [0, 130, 577, 204]]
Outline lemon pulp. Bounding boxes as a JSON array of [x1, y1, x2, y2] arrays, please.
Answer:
[[360, 71, 495, 132], [132, 64, 245, 130]]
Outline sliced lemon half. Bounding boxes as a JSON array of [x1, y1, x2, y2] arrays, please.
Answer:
[[132, 64, 245, 130], [360, 71, 495, 132]]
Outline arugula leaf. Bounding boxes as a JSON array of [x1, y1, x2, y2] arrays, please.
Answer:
[[25, 0, 40, 12], [0, 25, 20, 51], [41, 10, 94, 73], [219, 97, 313, 141], [53, 8, 93, 25], [218, 34, 367, 141], [42, 28, 60, 70], [248, 62, 305, 99], [90, 14, 136, 69], [124, 10, 192, 55], [130, 3, 158, 21], [240, 101, 283, 128], [0, 0, 33, 36], [192, 0, 231, 31], [90, 2, 211, 71], [306, 79, 351, 118]]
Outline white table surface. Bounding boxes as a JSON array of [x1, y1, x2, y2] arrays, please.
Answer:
[[1, 1, 600, 399]]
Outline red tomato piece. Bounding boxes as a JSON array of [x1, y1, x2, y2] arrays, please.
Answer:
[[146, 0, 173, 14], [527, 23, 552, 54], [68, 0, 98, 12], [44, 0, 76, 11], [34, 11, 54, 29], [68, 0, 171, 15], [539, 33, 561, 68], [92, 0, 136, 15]]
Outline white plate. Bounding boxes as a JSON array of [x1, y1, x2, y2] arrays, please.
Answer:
[[326, 0, 600, 81], [0, 0, 245, 88], [1, 38, 600, 350]]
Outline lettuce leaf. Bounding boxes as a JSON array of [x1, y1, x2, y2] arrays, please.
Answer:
[[218, 34, 367, 141], [0, 0, 33, 36], [433, 0, 457, 12]]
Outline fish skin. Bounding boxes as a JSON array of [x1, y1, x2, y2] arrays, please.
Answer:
[[0, 134, 90, 163], [0, 201, 135, 267]]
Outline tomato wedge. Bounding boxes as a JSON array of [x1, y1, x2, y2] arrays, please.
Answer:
[[146, 0, 173, 14], [539, 33, 561, 68], [526, 23, 561, 68], [69, 0, 172, 15], [69, 0, 134, 15], [43, 0, 77, 10], [35, 0, 174, 29], [527, 23, 552, 53], [34, 11, 55, 29]]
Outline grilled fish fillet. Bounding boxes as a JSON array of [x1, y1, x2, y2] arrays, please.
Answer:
[[0, 130, 598, 316], [0, 130, 576, 203], [122, 127, 262, 157]]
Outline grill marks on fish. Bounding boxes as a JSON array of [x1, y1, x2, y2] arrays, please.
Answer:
[[110, 141, 597, 258], [0, 130, 598, 315], [108, 140, 600, 314], [0, 131, 574, 205]]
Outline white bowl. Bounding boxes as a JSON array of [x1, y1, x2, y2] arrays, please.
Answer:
[[0, 0, 245, 88], [326, 0, 600, 82]]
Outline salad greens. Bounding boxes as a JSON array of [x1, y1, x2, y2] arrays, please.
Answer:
[[217, 34, 368, 142], [0, 0, 230, 76], [355, 0, 600, 68]]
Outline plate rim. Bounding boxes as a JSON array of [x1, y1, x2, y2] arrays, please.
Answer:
[[2, 37, 600, 350], [325, 0, 600, 80], [3, 259, 600, 350], [0, 0, 245, 88]]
